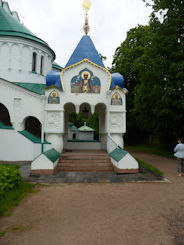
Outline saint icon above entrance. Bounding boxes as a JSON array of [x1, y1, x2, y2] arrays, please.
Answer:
[[71, 68, 101, 94]]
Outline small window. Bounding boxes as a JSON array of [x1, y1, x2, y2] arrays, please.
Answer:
[[40, 56, 44, 75], [32, 52, 37, 72], [48, 90, 60, 104]]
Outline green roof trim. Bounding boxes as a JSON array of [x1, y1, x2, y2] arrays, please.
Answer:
[[0, 6, 55, 58], [0, 121, 14, 130], [18, 130, 51, 144], [52, 61, 63, 71], [13, 82, 46, 95], [109, 147, 128, 162], [43, 148, 61, 163]]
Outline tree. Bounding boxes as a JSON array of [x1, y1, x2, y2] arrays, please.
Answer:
[[111, 25, 151, 144], [111, 0, 184, 149], [134, 0, 184, 149]]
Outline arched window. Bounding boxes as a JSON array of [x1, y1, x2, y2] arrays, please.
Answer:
[[111, 92, 122, 105], [40, 56, 44, 75], [0, 103, 12, 126], [32, 52, 37, 72], [25, 116, 41, 138], [48, 90, 60, 104]]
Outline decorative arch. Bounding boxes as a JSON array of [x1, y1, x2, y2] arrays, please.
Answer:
[[111, 92, 122, 105], [79, 103, 91, 118], [48, 90, 60, 104], [64, 102, 76, 113], [95, 103, 107, 113], [24, 116, 41, 138], [0, 103, 12, 126]]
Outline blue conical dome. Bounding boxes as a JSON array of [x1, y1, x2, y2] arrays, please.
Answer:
[[65, 35, 105, 68]]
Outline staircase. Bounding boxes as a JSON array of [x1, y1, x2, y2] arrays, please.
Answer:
[[57, 150, 114, 172]]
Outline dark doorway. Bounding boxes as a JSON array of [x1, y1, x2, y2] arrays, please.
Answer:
[[25, 117, 41, 138], [0, 103, 12, 126]]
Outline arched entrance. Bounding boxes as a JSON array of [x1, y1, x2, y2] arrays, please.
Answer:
[[0, 103, 12, 126], [24, 116, 41, 138], [95, 103, 107, 149], [64, 103, 76, 147], [63, 102, 107, 150]]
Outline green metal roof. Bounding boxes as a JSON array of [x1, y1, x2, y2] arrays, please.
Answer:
[[43, 148, 61, 163], [18, 130, 51, 144], [78, 125, 94, 131], [0, 121, 14, 130], [68, 122, 78, 131], [52, 61, 63, 71], [0, 5, 55, 58], [109, 147, 128, 162], [13, 82, 46, 95]]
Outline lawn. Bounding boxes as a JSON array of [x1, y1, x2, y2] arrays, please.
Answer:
[[0, 164, 35, 216]]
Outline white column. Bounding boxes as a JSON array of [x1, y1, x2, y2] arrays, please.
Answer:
[[45, 133, 63, 153]]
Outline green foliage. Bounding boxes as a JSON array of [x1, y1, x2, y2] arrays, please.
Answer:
[[125, 145, 174, 159], [0, 165, 22, 200], [69, 112, 99, 138], [0, 181, 35, 216], [138, 159, 164, 177], [112, 0, 184, 150]]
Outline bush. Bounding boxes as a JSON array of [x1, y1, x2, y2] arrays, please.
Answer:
[[0, 165, 22, 200]]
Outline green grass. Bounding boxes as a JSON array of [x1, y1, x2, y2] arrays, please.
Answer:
[[0, 231, 6, 238], [137, 159, 164, 177], [0, 181, 35, 216], [125, 145, 174, 159]]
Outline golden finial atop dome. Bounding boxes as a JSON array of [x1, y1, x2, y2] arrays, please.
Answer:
[[82, 0, 91, 14], [82, 0, 91, 35]]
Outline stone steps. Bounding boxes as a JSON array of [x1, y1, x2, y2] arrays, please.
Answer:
[[57, 151, 114, 172]]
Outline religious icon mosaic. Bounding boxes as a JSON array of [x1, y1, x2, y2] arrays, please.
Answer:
[[48, 90, 60, 104], [111, 92, 122, 105], [71, 68, 101, 94]]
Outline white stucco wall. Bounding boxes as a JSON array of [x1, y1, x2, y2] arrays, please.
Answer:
[[68, 129, 79, 140], [0, 129, 43, 161], [65, 142, 102, 150], [0, 77, 45, 131], [0, 36, 54, 84], [61, 62, 110, 108], [111, 153, 139, 170], [78, 131, 94, 141], [31, 154, 59, 170]]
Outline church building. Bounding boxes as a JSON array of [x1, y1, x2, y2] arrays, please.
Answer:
[[0, 0, 138, 174]]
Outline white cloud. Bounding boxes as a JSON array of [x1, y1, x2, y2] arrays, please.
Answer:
[[7, 0, 152, 67]]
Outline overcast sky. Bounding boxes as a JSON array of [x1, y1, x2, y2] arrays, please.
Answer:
[[7, 0, 152, 68]]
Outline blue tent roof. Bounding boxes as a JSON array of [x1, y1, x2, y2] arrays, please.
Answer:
[[46, 70, 63, 90], [65, 35, 105, 68]]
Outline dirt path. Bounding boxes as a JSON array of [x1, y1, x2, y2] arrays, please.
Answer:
[[0, 152, 184, 245]]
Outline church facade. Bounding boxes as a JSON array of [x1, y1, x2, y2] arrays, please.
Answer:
[[0, 1, 138, 174]]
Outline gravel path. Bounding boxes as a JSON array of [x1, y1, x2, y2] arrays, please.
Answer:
[[0, 152, 184, 245]]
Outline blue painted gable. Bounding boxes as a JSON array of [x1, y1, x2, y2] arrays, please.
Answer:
[[65, 35, 105, 68]]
